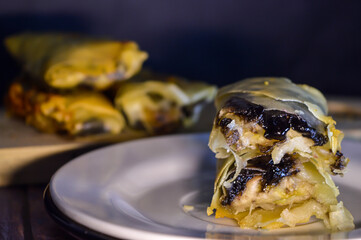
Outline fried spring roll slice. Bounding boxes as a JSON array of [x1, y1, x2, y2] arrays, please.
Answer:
[[5, 33, 148, 90], [114, 76, 217, 134], [7, 82, 125, 136], [207, 78, 354, 231]]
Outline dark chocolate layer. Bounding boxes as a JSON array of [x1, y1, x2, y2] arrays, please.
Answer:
[[221, 154, 299, 205], [331, 151, 348, 175], [217, 97, 327, 146]]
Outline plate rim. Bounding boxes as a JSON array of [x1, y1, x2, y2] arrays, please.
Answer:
[[44, 185, 118, 240], [49, 133, 210, 240]]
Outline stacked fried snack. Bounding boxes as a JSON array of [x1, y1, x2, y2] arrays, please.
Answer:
[[114, 73, 216, 134], [5, 33, 216, 136], [207, 78, 354, 231]]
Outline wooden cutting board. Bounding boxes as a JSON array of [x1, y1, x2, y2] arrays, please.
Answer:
[[0, 109, 148, 186], [0, 104, 216, 186]]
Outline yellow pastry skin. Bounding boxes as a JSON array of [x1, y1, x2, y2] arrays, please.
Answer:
[[114, 75, 217, 134], [5, 33, 148, 90], [208, 78, 354, 231], [6, 81, 125, 136]]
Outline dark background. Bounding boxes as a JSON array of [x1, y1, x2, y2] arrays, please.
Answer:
[[1, 0, 361, 102]]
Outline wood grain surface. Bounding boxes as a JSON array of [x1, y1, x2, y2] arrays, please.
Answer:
[[0, 187, 26, 239], [0, 186, 76, 240]]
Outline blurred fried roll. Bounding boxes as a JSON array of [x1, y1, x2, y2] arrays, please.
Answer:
[[7, 81, 125, 136], [115, 76, 217, 134], [5, 33, 148, 90]]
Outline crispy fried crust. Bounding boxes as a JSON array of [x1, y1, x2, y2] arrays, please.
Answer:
[[208, 78, 354, 231], [6, 82, 125, 135]]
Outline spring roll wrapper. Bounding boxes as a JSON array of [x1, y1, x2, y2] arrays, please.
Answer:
[[7, 82, 125, 136], [208, 78, 353, 231], [114, 77, 217, 134], [5, 33, 148, 90]]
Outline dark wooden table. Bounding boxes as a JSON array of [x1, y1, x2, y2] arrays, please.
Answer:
[[0, 185, 76, 240]]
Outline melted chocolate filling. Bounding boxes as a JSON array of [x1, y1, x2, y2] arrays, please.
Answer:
[[331, 151, 348, 175], [221, 154, 299, 205], [217, 97, 327, 146]]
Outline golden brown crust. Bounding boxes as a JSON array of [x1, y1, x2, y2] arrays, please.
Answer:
[[208, 78, 354, 231], [6, 82, 125, 135]]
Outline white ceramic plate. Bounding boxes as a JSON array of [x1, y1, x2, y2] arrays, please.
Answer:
[[49, 133, 361, 239]]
